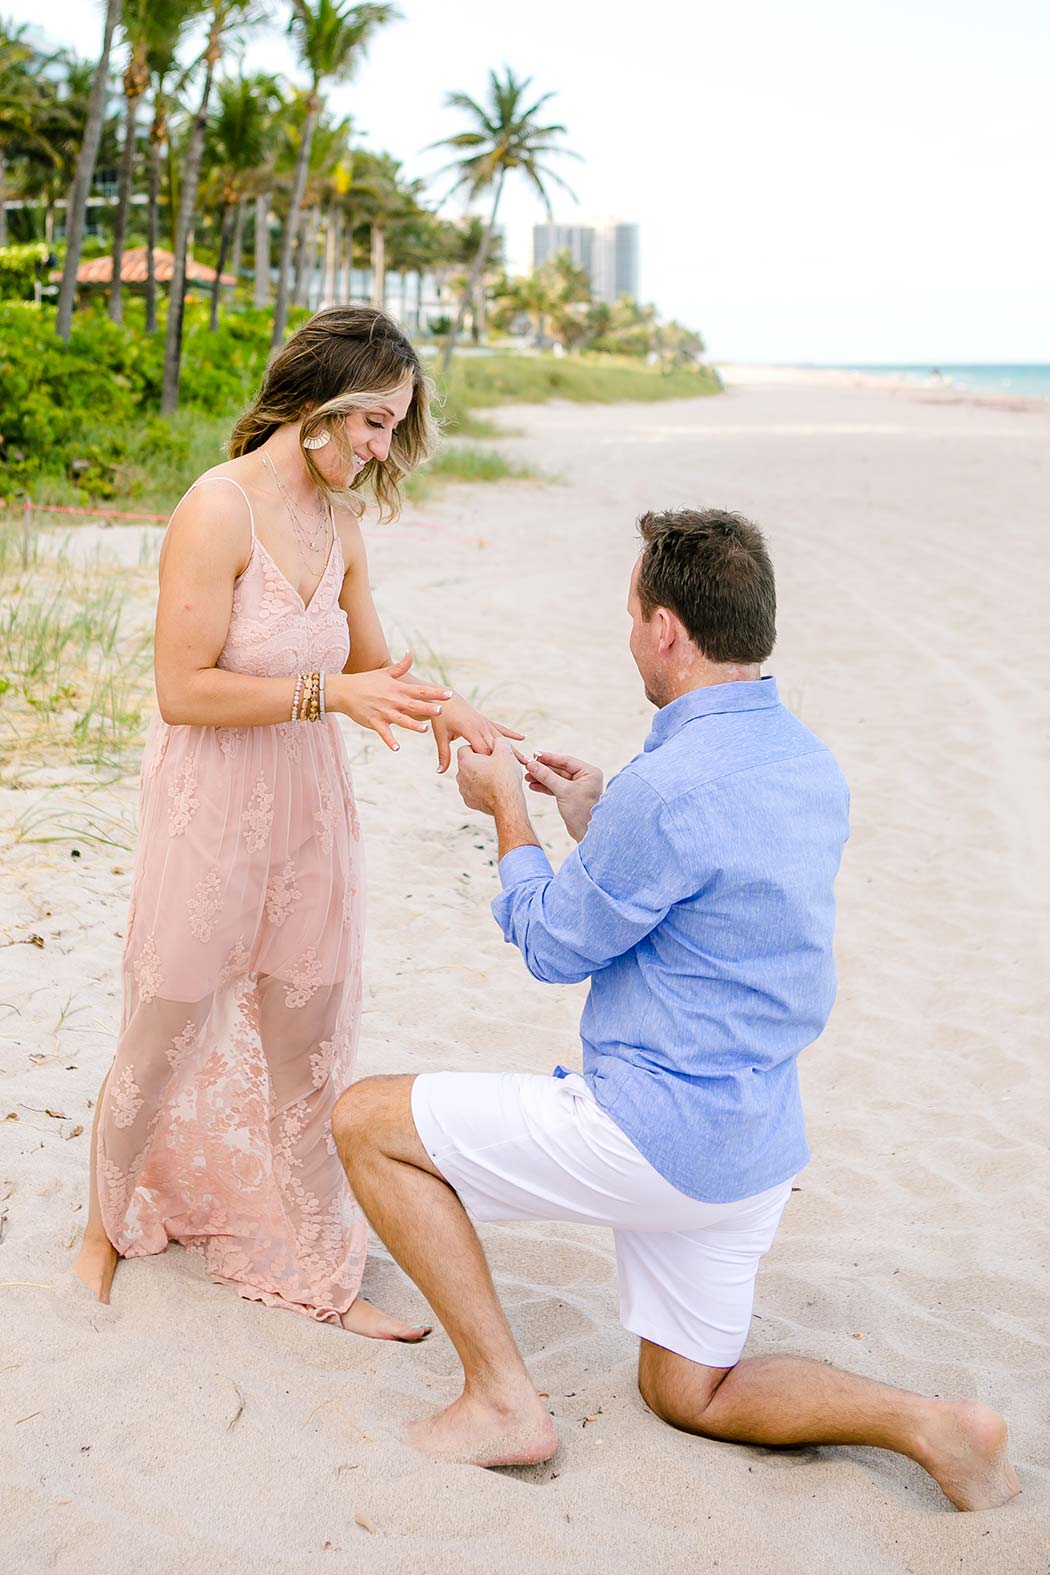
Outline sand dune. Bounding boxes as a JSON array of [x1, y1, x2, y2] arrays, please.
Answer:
[[1, 375, 1048, 1573]]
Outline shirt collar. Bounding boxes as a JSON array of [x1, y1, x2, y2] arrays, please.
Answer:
[[643, 676, 780, 752]]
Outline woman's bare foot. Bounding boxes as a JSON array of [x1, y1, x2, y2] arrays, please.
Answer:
[[72, 1231, 119, 1304], [913, 1400, 1021, 1511], [406, 1384, 558, 1467], [340, 1296, 432, 1342]]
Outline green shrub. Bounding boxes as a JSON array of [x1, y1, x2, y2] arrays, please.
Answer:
[[0, 243, 53, 301]]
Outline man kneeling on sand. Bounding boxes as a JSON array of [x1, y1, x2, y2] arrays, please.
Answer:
[[332, 508, 1018, 1511]]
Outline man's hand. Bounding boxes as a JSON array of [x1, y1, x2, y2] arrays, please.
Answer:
[[457, 742, 541, 861], [520, 751, 604, 843], [456, 739, 527, 816]]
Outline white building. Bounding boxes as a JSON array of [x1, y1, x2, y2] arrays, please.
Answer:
[[532, 219, 640, 303]]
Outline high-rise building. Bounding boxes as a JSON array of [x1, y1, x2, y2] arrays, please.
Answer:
[[532, 220, 639, 304]]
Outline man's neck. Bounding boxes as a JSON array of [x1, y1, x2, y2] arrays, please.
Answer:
[[660, 661, 762, 705]]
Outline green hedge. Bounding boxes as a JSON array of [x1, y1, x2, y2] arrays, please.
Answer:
[[0, 302, 304, 497]]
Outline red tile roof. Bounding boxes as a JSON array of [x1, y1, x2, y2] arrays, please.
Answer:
[[66, 246, 236, 286]]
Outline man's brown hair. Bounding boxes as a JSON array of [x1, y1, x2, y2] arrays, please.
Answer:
[[636, 508, 776, 663]]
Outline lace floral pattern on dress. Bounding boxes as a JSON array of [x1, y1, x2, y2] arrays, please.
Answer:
[[188, 869, 223, 942], [167, 763, 200, 836], [110, 1064, 144, 1129], [285, 947, 323, 1009], [265, 861, 301, 928], [166, 1018, 199, 1071], [132, 935, 162, 1004], [220, 938, 252, 985], [216, 727, 245, 760], [276, 722, 302, 763], [309, 1038, 335, 1090], [241, 774, 274, 851], [314, 775, 335, 854]]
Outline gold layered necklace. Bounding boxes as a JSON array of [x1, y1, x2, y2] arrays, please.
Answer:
[[260, 449, 330, 558]]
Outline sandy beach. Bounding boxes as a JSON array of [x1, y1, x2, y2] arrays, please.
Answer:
[[2, 371, 1048, 1574]]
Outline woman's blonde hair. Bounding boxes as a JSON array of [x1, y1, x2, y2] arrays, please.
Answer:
[[228, 306, 436, 522]]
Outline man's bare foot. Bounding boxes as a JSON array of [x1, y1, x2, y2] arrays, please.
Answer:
[[72, 1231, 118, 1304], [406, 1385, 558, 1467], [913, 1400, 1021, 1511], [340, 1296, 432, 1342]]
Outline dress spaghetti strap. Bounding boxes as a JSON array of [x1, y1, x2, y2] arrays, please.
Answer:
[[193, 473, 256, 540]]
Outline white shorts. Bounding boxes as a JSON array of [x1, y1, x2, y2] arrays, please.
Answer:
[[410, 1070, 793, 1369]]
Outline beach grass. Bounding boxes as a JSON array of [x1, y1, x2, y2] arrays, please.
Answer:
[[0, 522, 154, 786], [439, 353, 722, 420]]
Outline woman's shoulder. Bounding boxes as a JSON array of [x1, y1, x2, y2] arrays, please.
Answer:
[[162, 463, 256, 575], [332, 497, 368, 571]]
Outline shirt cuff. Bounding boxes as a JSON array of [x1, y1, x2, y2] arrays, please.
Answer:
[[498, 843, 554, 890]]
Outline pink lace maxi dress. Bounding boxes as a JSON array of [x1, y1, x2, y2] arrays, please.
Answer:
[[97, 475, 367, 1323]]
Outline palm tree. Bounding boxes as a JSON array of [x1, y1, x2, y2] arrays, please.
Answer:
[[347, 147, 412, 314], [55, 0, 123, 340], [439, 211, 505, 345], [108, 1, 150, 322], [431, 66, 579, 376], [14, 56, 97, 247], [204, 70, 281, 328], [143, 1, 207, 332], [161, 0, 257, 415], [271, 0, 398, 348], [0, 24, 50, 248], [0, 34, 90, 250]]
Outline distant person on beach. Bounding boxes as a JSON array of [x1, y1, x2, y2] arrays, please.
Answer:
[[73, 306, 522, 1339], [332, 508, 1019, 1510]]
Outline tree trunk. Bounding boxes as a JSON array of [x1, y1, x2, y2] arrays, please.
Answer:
[[160, 22, 221, 416], [109, 82, 143, 324], [415, 269, 423, 333], [228, 193, 246, 302], [209, 201, 234, 331], [399, 268, 408, 325], [272, 95, 320, 347], [253, 193, 270, 307], [293, 206, 317, 309], [320, 207, 337, 305], [56, 0, 122, 341], [370, 224, 385, 311], [0, 155, 7, 248], [438, 172, 504, 376], [145, 121, 162, 333], [341, 212, 352, 300]]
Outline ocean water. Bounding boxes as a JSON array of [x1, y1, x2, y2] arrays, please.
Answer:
[[840, 364, 1050, 398]]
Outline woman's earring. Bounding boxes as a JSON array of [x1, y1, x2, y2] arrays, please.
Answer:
[[302, 429, 331, 451]]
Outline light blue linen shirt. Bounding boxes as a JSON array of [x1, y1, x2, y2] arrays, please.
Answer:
[[492, 677, 850, 1204]]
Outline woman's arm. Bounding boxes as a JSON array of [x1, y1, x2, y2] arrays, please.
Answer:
[[154, 486, 299, 726], [155, 489, 450, 740], [337, 508, 396, 674]]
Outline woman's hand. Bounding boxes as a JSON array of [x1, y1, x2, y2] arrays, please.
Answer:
[[431, 693, 526, 774], [328, 654, 452, 752]]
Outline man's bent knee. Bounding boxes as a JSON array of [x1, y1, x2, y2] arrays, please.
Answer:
[[331, 1074, 421, 1170], [637, 1341, 730, 1431], [331, 1076, 389, 1156]]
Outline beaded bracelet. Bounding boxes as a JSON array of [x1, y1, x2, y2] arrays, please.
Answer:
[[299, 671, 321, 723], [291, 673, 304, 723], [319, 671, 327, 721]]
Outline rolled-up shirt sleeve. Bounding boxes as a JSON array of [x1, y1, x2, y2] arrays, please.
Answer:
[[491, 770, 691, 984]]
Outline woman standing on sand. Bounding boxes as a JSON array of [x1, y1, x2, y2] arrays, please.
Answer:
[[73, 306, 521, 1339]]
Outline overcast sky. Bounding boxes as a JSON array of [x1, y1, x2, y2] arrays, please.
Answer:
[[9, 0, 1048, 363]]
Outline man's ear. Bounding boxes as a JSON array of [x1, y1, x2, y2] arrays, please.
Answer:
[[655, 606, 677, 654]]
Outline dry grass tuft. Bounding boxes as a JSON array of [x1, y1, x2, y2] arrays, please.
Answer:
[[0, 522, 155, 787]]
